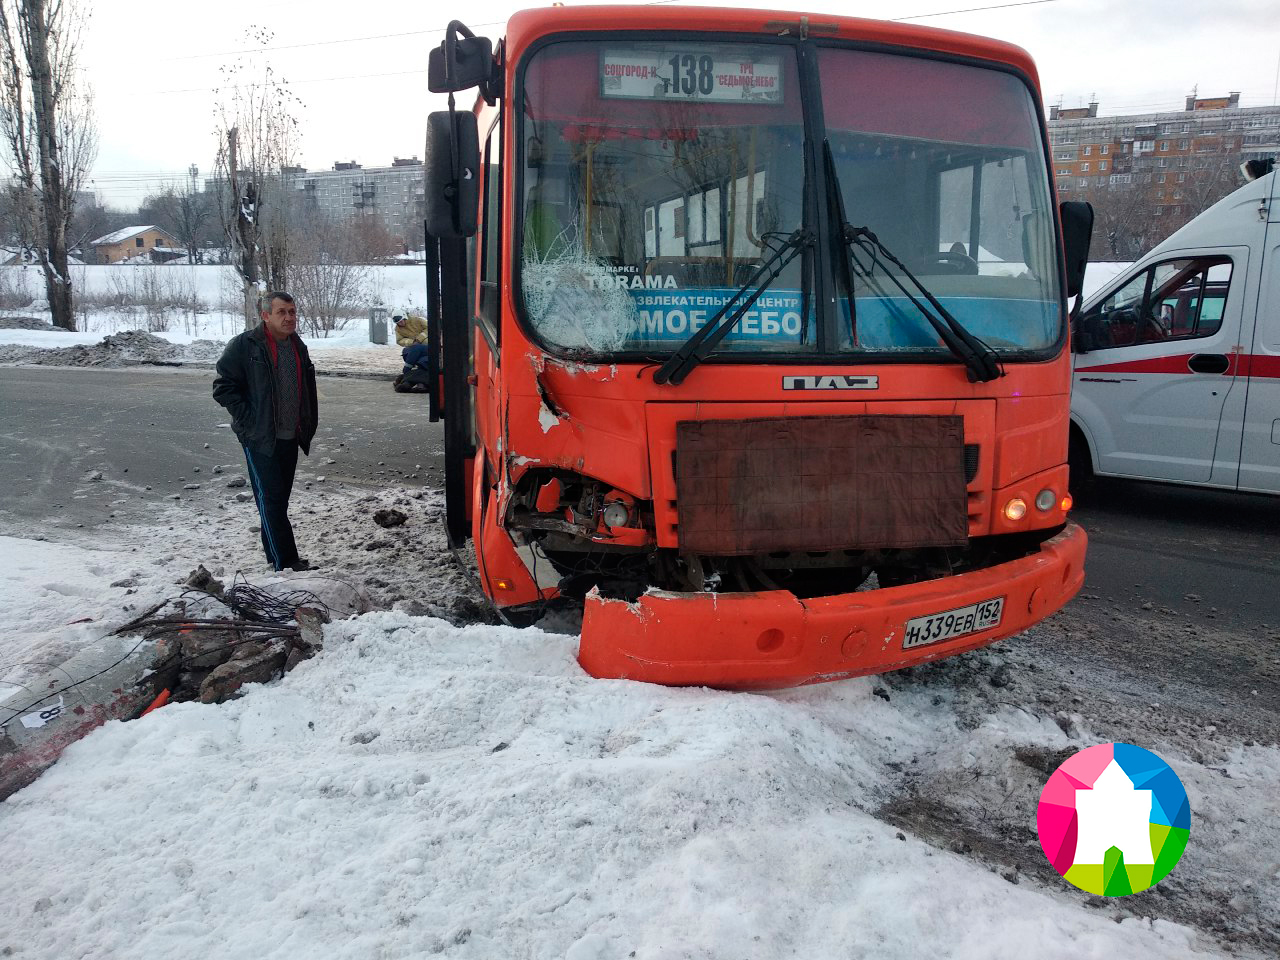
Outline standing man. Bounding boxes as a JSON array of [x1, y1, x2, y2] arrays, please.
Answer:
[[213, 292, 318, 572]]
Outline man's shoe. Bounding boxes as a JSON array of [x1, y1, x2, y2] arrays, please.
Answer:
[[288, 559, 313, 572]]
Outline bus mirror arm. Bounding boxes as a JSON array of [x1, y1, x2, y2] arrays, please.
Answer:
[[428, 21, 496, 95]]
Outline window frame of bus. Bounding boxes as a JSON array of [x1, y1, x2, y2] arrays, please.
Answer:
[[477, 111, 503, 349], [510, 30, 1068, 366]]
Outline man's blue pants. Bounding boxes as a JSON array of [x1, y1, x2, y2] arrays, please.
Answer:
[[243, 439, 300, 570]]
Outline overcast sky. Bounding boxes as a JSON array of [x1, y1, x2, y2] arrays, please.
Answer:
[[81, 0, 1280, 208]]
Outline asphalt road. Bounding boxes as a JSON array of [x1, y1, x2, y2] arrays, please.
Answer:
[[0, 366, 443, 534], [2, 364, 1277, 639], [1072, 478, 1280, 635]]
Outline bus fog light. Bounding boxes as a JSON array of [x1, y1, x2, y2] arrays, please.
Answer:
[[602, 502, 631, 528], [1003, 498, 1027, 521], [1035, 489, 1056, 511]]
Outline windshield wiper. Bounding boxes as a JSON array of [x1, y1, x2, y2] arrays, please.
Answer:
[[653, 227, 814, 386], [821, 141, 1002, 383]]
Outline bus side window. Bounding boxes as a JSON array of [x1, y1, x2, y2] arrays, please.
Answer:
[[478, 115, 502, 340]]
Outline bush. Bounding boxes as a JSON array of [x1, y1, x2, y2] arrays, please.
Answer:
[[75, 267, 207, 333], [0, 266, 37, 310]]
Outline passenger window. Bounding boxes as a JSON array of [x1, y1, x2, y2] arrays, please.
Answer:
[[1080, 257, 1232, 349]]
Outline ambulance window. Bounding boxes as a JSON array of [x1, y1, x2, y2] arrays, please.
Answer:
[[1083, 257, 1232, 348], [1086, 271, 1150, 347], [1149, 257, 1232, 340]]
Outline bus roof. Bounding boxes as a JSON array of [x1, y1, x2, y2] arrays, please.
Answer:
[[503, 4, 1042, 91]]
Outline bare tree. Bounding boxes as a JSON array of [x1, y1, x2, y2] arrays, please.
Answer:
[[0, 0, 97, 330], [212, 27, 303, 330], [289, 210, 371, 337], [141, 180, 214, 263]]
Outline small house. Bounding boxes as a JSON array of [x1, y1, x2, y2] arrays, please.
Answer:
[[90, 226, 181, 264]]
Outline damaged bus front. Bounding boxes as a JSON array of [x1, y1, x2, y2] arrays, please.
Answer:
[[422, 7, 1093, 689]]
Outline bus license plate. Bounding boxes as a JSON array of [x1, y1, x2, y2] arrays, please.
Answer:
[[903, 597, 1004, 650]]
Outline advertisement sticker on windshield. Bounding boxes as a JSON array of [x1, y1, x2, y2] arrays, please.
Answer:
[[626, 287, 805, 344], [601, 48, 783, 103]]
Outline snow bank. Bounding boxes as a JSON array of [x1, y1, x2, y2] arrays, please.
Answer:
[[0, 609, 1217, 960]]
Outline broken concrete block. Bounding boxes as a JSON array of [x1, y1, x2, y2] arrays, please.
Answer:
[[199, 642, 288, 704], [178, 629, 240, 669]]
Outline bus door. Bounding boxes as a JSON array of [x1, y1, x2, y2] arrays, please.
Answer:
[[1073, 251, 1248, 484]]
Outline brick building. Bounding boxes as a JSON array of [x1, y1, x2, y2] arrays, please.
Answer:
[[1047, 93, 1280, 257]]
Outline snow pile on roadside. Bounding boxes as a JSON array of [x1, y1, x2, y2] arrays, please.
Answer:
[[0, 316, 69, 332], [0, 329, 225, 367], [0, 610, 1218, 960], [0, 325, 404, 375]]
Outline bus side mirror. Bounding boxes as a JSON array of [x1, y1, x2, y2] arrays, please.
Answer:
[[425, 111, 479, 239], [1060, 201, 1094, 299], [428, 22, 494, 95]]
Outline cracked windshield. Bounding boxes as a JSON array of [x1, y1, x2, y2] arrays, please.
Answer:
[[520, 40, 809, 355], [819, 48, 1062, 354], [520, 40, 1062, 357]]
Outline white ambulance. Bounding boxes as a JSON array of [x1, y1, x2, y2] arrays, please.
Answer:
[[1070, 164, 1280, 494]]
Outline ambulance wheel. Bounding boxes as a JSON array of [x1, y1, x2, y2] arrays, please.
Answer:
[[1068, 427, 1094, 497]]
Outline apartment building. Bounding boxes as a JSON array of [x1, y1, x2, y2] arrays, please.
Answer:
[[1048, 93, 1280, 233], [290, 158, 426, 249]]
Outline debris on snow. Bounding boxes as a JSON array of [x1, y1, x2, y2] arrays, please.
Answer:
[[373, 508, 407, 528]]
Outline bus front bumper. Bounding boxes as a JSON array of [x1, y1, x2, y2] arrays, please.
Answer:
[[578, 522, 1086, 690]]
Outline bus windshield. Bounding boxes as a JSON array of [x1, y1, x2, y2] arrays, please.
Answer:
[[518, 39, 1061, 358]]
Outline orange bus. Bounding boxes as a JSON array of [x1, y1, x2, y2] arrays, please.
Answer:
[[421, 7, 1094, 689]]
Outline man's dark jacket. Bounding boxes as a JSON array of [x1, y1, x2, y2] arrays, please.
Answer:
[[212, 325, 318, 455]]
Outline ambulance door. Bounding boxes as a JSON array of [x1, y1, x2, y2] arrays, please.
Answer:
[[1237, 217, 1280, 493], [1072, 252, 1248, 485]]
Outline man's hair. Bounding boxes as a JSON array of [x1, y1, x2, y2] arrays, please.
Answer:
[[261, 291, 295, 313]]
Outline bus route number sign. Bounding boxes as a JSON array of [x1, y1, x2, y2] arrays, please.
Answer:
[[600, 49, 783, 104]]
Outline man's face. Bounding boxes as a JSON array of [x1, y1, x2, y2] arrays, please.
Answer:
[[262, 297, 298, 340]]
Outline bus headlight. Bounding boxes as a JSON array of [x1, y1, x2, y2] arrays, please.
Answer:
[[1035, 489, 1056, 512], [1003, 498, 1027, 521], [602, 501, 631, 528]]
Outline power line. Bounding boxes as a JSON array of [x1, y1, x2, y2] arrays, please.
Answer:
[[154, 0, 692, 64], [894, 0, 1064, 21], [155, 68, 425, 97]]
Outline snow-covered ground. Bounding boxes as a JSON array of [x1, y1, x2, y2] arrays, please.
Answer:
[[1, 518, 1264, 960], [3, 259, 1276, 957], [0, 479, 1276, 957], [0, 263, 427, 375]]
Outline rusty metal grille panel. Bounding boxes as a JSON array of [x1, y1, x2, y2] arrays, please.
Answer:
[[675, 415, 968, 555]]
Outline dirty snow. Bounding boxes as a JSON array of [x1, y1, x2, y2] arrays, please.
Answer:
[[0, 586, 1248, 960], [1, 488, 1277, 956]]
